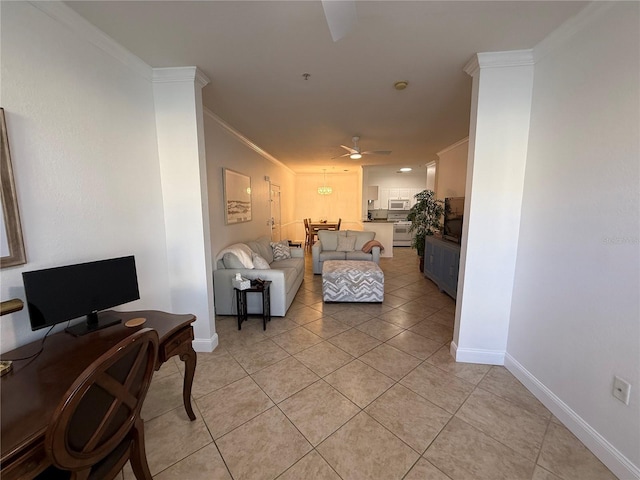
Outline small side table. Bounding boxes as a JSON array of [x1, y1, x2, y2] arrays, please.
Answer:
[[288, 240, 303, 248], [235, 280, 272, 331]]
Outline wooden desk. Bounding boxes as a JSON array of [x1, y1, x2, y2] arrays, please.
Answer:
[[0, 310, 196, 479]]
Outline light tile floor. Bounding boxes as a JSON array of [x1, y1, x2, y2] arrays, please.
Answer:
[[128, 247, 618, 480]]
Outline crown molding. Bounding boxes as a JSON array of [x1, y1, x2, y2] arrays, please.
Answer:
[[203, 108, 295, 175], [28, 1, 153, 81], [152, 67, 210, 89], [437, 137, 469, 158], [464, 50, 535, 77], [533, 1, 615, 63]]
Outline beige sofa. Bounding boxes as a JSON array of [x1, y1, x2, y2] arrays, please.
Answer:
[[213, 236, 304, 316], [312, 229, 380, 274]]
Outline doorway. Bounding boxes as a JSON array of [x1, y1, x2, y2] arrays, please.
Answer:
[[270, 183, 281, 242]]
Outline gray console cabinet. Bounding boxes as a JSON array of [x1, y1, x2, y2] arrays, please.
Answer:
[[423, 236, 461, 299]]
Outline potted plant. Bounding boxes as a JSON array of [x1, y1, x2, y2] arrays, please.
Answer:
[[407, 189, 444, 271]]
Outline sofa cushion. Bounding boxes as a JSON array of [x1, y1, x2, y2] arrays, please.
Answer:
[[271, 257, 304, 276], [336, 235, 357, 252], [252, 253, 271, 269], [346, 251, 373, 261], [223, 252, 246, 269], [216, 242, 255, 269], [247, 236, 273, 264], [318, 230, 346, 251], [271, 240, 291, 260], [319, 251, 346, 262], [347, 230, 376, 250]]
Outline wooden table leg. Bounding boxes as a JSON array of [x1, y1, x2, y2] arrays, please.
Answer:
[[178, 345, 197, 421]]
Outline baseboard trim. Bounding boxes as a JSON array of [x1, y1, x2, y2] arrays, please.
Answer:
[[450, 341, 505, 365], [192, 333, 218, 353], [505, 353, 640, 480]]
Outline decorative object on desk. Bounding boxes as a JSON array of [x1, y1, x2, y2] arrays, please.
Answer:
[[232, 273, 251, 290], [0, 108, 27, 269], [407, 189, 444, 271], [0, 360, 12, 376], [223, 168, 252, 224], [0, 297, 23, 315], [0, 298, 24, 375], [125, 317, 147, 327], [317, 169, 333, 195]]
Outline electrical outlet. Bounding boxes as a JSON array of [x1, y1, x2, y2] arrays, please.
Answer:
[[612, 376, 631, 405]]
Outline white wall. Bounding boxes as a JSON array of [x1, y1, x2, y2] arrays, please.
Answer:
[[435, 138, 468, 200], [507, 3, 640, 477], [0, 2, 171, 351], [295, 171, 362, 236], [205, 111, 296, 262]]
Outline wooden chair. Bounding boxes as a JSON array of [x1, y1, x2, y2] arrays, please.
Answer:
[[38, 328, 159, 480], [304, 218, 315, 249], [333, 218, 342, 231]]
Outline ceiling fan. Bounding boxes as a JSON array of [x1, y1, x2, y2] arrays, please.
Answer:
[[333, 136, 392, 160]]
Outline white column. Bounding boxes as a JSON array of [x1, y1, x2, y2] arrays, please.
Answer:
[[451, 51, 534, 364], [153, 67, 217, 352]]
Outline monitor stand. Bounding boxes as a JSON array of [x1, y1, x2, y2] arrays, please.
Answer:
[[65, 312, 122, 337]]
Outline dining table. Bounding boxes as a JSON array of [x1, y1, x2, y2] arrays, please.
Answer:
[[309, 221, 339, 233]]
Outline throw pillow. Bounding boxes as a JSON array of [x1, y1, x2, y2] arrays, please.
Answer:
[[223, 252, 246, 269], [270, 240, 291, 261], [336, 235, 357, 252], [252, 253, 271, 270]]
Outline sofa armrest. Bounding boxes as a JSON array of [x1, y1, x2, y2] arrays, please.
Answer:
[[371, 246, 381, 264], [312, 240, 323, 273], [290, 247, 304, 258]]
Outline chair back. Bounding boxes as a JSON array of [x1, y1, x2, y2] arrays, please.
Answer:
[[336, 218, 342, 230], [303, 218, 310, 233], [45, 328, 159, 477]]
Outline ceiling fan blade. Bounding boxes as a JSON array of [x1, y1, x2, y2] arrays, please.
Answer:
[[340, 144, 358, 154], [331, 152, 352, 159], [321, 0, 356, 42], [362, 150, 392, 156]]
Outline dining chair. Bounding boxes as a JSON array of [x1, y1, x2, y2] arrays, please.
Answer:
[[334, 218, 342, 231], [38, 328, 159, 480]]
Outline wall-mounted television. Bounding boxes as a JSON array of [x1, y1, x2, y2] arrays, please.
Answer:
[[22, 255, 140, 336], [443, 197, 465, 244]]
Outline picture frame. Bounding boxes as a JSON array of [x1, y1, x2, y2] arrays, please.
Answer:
[[223, 168, 252, 224], [0, 108, 26, 268]]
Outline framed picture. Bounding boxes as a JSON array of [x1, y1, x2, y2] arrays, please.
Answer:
[[0, 108, 26, 268], [223, 168, 252, 224]]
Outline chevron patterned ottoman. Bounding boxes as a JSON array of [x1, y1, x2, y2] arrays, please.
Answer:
[[322, 260, 384, 303]]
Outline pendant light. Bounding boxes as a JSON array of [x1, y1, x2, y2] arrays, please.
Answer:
[[317, 169, 333, 195]]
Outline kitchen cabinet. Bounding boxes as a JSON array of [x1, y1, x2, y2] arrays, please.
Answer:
[[423, 236, 460, 299], [377, 187, 389, 210]]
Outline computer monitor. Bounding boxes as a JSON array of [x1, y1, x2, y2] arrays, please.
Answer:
[[22, 255, 140, 336]]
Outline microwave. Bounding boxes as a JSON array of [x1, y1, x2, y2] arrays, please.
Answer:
[[388, 199, 411, 210]]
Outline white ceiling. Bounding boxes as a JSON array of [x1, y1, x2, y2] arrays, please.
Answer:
[[65, 1, 587, 174]]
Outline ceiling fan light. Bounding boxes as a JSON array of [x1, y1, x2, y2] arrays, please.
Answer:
[[350, 153, 362, 160], [399, 167, 412, 172]]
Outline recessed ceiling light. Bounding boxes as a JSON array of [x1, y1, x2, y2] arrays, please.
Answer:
[[394, 81, 408, 91], [399, 167, 412, 172]]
